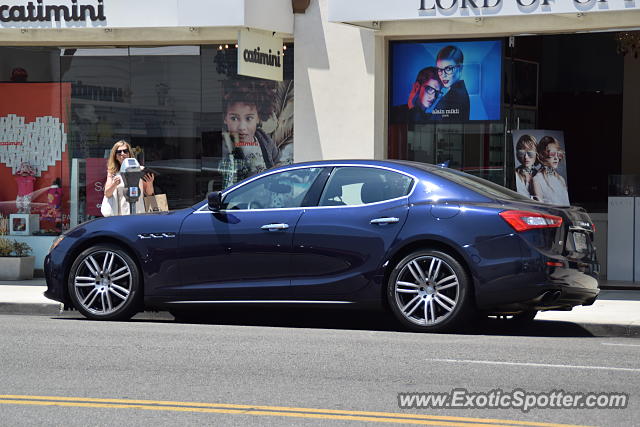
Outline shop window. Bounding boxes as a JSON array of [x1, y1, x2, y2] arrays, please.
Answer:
[[388, 39, 506, 187], [0, 47, 66, 235], [0, 43, 295, 238], [129, 46, 202, 210]]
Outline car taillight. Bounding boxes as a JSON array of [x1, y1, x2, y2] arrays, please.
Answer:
[[499, 210, 563, 232]]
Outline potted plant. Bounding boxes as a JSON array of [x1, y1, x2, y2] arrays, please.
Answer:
[[0, 237, 35, 280]]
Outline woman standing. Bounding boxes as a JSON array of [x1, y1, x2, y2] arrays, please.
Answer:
[[103, 140, 154, 216], [531, 136, 569, 206]]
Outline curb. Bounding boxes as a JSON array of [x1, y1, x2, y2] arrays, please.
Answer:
[[0, 302, 63, 316], [0, 303, 174, 320], [0, 301, 639, 337], [575, 322, 640, 337]]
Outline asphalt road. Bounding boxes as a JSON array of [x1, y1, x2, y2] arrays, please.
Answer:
[[1, 309, 638, 427]]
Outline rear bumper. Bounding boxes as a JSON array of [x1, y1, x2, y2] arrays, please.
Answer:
[[476, 266, 599, 312]]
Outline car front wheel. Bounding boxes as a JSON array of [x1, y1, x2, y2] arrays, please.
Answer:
[[67, 244, 141, 320], [387, 249, 473, 333]]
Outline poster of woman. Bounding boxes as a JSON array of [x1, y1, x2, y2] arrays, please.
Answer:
[[512, 129, 570, 206], [390, 39, 502, 123]]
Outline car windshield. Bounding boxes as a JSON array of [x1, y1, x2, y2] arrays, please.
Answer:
[[428, 167, 534, 202]]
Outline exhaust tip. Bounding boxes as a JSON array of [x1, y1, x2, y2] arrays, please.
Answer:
[[540, 290, 562, 305]]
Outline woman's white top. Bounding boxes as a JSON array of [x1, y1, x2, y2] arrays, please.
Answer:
[[532, 170, 570, 206]]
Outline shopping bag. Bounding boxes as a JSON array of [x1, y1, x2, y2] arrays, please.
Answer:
[[100, 195, 117, 217], [144, 194, 169, 212]]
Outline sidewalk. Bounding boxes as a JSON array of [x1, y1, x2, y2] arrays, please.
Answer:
[[0, 279, 639, 336]]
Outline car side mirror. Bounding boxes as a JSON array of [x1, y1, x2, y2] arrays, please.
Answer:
[[207, 191, 223, 211]]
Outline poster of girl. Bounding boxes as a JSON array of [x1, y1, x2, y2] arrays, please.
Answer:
[[531, 135, 569, 206], [511, 129, 569, 206]]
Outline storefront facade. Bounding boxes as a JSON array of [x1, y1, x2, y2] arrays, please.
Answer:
[[2, 0, 640, 282], [0, 0, 294, 269], [296, 0, 640, 281]]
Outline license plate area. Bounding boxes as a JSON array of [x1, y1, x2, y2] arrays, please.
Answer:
[[572, 232, 588, 252]]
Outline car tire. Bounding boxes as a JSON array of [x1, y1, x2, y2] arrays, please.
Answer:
[[387, 249, 473, 333], [67, 244, 142, 321]]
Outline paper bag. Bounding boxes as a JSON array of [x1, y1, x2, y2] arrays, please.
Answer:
[[144, 194, 169, 213]]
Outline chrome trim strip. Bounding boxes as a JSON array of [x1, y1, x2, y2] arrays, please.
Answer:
[[569, 226, 591, 232], [370, 217, 400, 224], [194, 163, 418, 214], [167, 300, 354, 304], [261, 223, 289, 230]]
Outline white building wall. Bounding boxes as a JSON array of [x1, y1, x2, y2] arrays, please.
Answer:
[[293, 0, 384, 162]]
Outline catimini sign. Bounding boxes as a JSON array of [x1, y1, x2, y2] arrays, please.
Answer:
[[237, 28, 283, 81], [0, 0, 105, 22], [0, 1, 293, 32]]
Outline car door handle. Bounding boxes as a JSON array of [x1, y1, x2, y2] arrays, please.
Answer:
[[261, 223, 290, 231], [370, 217, 400, 225]]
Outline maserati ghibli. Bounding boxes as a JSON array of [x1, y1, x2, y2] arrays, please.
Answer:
[[44, 160, 599, 332]]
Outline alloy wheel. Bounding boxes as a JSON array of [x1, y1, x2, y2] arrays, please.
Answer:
[[394, 255, 460, 326], [72, 250, 133, 316]]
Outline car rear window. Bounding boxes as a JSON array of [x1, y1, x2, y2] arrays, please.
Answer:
[[429, 167, 533, 202]]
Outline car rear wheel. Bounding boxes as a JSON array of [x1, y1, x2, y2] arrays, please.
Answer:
[[67, 244, 141, 321], [387, 249, 473, 333]]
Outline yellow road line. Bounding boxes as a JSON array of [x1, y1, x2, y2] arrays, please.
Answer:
[[0, 395, 593, 427]]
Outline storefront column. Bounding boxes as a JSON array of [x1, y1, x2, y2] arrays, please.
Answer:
[[294, 0, 384, 161], [622, 55, 640, 176]]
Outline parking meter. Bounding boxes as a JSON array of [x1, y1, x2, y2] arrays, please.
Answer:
[[119, 158, 145, 215]]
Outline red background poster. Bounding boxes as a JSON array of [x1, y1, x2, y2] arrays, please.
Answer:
[[85, 158, 107, 217], [0, 83, 71, 227]]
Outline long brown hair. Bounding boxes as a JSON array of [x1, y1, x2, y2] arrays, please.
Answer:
[[107, 140, 133, 175]]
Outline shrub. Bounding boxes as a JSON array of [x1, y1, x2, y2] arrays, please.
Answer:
[[0, 238, 12, 257], [13, 241, 32, 257], [0, 237, 33, 257]]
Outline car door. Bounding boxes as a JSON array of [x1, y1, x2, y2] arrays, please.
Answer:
[[291, 166, 415, 297], [175, 167, 327, 300]]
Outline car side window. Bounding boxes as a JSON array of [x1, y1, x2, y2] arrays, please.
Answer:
[[222, 168, 324, 210], [319, 167, 413, 206]]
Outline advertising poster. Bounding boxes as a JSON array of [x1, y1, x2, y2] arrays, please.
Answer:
[[390, 39, 502, 123], [512, 129, 570, 206], [219, 78, 293, 188], [86, 158, 108, 217], [0, 83, 71, 232]]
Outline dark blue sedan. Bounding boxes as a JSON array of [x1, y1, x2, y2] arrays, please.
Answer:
[[44, 160, 599, 332]]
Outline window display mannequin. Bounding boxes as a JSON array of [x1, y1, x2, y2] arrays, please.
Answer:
[[14, 162, 36, 214]]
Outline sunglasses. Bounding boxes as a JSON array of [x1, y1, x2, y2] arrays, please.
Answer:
[[544, 151, 564, 159], [116, 149, 130, 155], [517, 150, 536, 159]]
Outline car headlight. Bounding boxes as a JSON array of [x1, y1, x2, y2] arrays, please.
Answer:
[[49, 235, 65, 253]]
